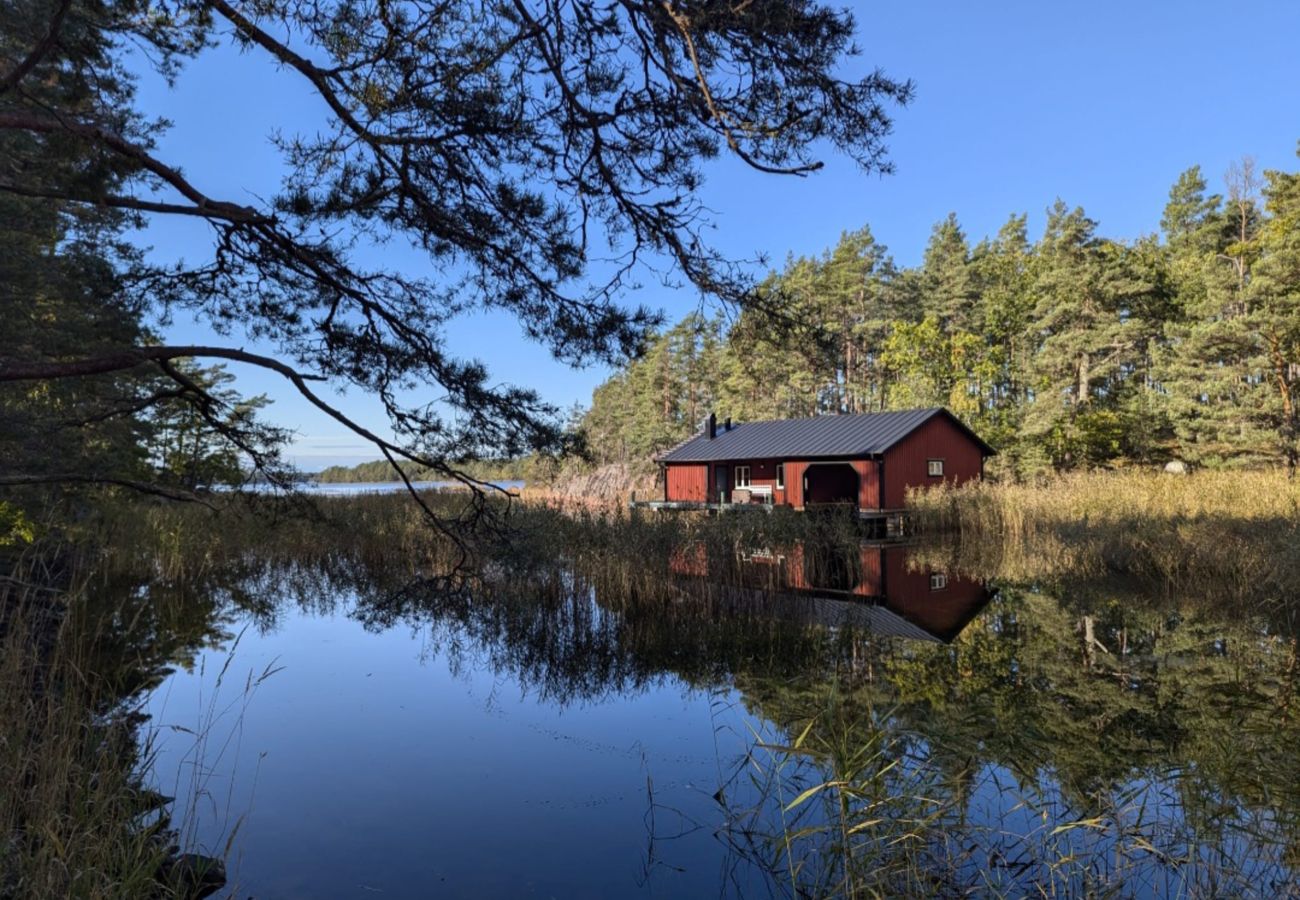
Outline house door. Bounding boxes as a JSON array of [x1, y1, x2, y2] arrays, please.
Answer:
[[714, 465, 730, 504]]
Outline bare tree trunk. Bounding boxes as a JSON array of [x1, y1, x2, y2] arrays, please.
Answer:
[[1076, 351, 1091, 408]]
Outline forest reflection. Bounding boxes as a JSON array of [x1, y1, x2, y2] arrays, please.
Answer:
[[93, 520, 1300, 897]]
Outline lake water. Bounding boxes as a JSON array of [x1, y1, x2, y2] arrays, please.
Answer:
[[134, 537, 1300, 898], [284, 480, 526, 496]]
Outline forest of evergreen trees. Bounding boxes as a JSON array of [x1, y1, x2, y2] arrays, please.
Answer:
[[580, 151, 1300, 478]]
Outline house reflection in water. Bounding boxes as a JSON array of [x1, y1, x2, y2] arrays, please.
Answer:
[[669, 541, 989, 643]]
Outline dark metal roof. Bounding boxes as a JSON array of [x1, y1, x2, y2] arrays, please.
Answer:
[[659, 407, 994, 463]]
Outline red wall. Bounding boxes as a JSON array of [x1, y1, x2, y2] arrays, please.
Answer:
[[669, 540, 708, 577], [853, 544, 884, 597], [668, 458, 885, 508], [882, 549, 987, 640], [881, 414, 984, 508], [785, 461, 806, 507], [852, 460, 881, 509], [665, 464, 708, 502]]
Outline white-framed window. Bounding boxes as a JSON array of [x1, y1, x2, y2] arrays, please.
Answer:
[[735, 465, 751, 488], [929, 573, 948, 591], [927, 459, 944, 477], [775, 463, 785, 490]]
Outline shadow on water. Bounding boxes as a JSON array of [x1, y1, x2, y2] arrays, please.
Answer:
[[14, 498, 1300, 898]]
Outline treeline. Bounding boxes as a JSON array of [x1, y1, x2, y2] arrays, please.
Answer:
[[580, 151, 1300, 477], [2, 9, 290, 518], [1, 187, 286, 508], [315, 457, 533, 484]]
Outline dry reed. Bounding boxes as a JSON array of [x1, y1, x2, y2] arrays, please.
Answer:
[[908, 469, 1300, 598]]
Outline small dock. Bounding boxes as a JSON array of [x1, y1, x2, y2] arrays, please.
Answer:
[[628, 495, 911, 540]]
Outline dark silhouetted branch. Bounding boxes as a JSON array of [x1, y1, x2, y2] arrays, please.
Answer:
[[0, 0, 71, 94]]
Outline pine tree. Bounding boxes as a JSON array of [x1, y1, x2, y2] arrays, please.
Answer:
[[814, 228, 891, 413], [970, 214, 1035, 455], [1247, 154, 1300, 472], [577, 150, 1300, 477], [1157, 159, 1294, 468], [918, 213, 977, 332], [1022, 202, 1160, 467]]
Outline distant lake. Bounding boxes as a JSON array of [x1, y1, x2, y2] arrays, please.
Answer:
[[294, 479, 525, 495]]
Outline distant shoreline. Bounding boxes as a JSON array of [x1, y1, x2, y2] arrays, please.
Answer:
[[311, 457, 531, 484], [290, 479, 526, 495]]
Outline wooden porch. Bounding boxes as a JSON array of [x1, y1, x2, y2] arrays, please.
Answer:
[[628, 493, 911, 539]]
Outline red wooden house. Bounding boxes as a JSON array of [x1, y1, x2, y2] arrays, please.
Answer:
[[669, 541, 990, 643], [657, 407, 993, 511]]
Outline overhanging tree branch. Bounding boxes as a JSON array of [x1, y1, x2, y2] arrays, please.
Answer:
[[0, 345, 510, 528], [0, 473, 215, 507], [1, 0, 911, 549]]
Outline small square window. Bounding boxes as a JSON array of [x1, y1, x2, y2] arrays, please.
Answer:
[[735, 465, 751, 488], [929, 573, 948, 591], [927, 459, 944, 477], [775, 464, 785, 490]]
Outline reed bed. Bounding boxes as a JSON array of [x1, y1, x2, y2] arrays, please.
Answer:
[[521, 461, 657, 510], [99, 474, 1300, 619], [714, 696, 955, 898], [913, 468, 1300, 529], [909, 469, 1300, 599]]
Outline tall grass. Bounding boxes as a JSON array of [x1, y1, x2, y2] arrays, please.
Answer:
[[0, 546, 173, 898], [0, 521, 243, 899], [909, 469, 1300, 599], [714, 694, 953, 899]]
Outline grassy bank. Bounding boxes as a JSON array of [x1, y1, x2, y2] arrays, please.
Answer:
[[103, 471, 1300, 611], [1, 549, 198, 898], [0, 510, 241, 899]]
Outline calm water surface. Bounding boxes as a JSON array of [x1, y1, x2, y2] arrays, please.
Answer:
[[148, 601, 757, 897], [136, 540, 1300, 898]]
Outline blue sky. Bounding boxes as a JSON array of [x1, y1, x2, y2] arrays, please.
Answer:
[[134, 1, 1300, 470]]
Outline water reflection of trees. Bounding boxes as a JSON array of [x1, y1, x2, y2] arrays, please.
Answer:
[[730, 581, 1300, 895], [327, 543, 1300, 895], [83, 526, 1300, 897]]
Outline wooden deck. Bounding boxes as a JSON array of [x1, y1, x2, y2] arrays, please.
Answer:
[[628, 496, 911, 538]]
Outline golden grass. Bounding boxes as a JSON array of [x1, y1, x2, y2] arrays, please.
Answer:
[[913, 468, 1300, 528], [519, 461, 657, 515], [908, 469, 1300, 599]]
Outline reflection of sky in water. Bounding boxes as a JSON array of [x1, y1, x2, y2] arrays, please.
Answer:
[[141, 566, 1298, 898], [957, 765, 1293, 897], [146, 601, 761, 898]]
